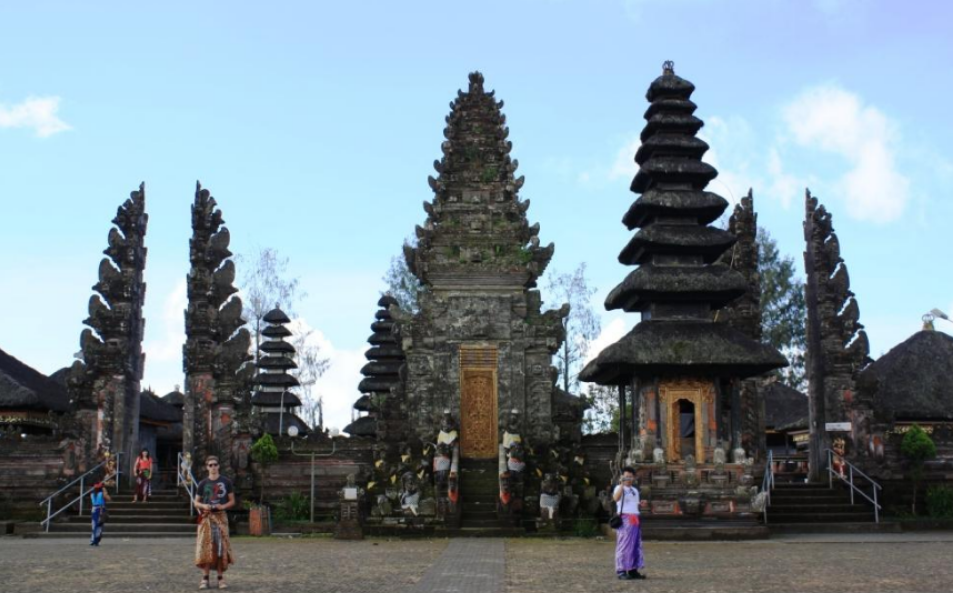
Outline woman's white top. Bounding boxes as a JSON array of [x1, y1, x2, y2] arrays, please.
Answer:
[[613, 485, 641, 515]]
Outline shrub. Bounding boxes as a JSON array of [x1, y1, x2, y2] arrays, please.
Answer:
[[572, 517, 600, 538], [274, 491, 311, 522], [926, 485, 953, 519], [250, 433, 279, 504], [900, 425, 936, 514]]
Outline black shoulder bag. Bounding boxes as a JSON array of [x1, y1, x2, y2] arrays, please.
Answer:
[[609, 487, 625, 529]]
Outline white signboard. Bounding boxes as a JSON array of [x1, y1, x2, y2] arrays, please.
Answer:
[[825, 422, 851, 432], [343, 487, 358, 501]]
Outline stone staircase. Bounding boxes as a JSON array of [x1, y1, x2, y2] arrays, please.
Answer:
[[453, 459, 523, 536], [32, 487, 196, 538], [766, 482, 898, 534]]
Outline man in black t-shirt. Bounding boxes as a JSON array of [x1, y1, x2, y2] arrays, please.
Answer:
[[193, 456, 236, 589]]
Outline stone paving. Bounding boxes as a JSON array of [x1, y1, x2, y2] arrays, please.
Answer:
[[1, 533, 952, 593]]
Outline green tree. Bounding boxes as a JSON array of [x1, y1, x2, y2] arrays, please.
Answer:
[[545, 263, 601, 395], [382, 237, 426, 314], [237, 247, 304, 362], [901, 425, 937, 514], [758, 229, 807, 390], [250, 433, 279, 504]]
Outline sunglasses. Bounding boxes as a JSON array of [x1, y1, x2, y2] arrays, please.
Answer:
[[207, 463, 219, 468]]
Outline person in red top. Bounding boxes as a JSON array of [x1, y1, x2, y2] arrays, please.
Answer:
[[133, 449, 153, 503]]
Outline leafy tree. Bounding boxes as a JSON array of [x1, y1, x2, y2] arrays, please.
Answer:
[[290, 328, 330, 431], [583, 383, 620, 434], [250, 433, 279, 504], [545, 263, 601, 395], [382, 236, 426, 314], [758, 229, 807, 390], [901, 425, 937, 514], [236, 247, 304, 362]]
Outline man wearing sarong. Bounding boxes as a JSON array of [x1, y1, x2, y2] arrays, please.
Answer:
[[612, 466, 646, 580], [194, 456, 235, 589], [89, 482, 110, 546]]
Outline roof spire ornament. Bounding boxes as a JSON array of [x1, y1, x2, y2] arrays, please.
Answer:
[[662, 60, 675, 75]]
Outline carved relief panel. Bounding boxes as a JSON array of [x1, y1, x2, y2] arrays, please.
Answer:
[[659, 379, 715, 463], [459, 345, 499, 459]]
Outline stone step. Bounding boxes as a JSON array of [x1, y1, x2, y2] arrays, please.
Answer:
[[71, 514, 196, 524], [768, 522, 901, 534], [48, 522, 196, 533], [767, 511, 874, 524], [24, 531, 194, 539], [768, 503, 867, 513], [98, 503, 191, 511]]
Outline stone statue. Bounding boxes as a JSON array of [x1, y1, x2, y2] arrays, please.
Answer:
[[712, 445, 727, 466], [433, 411, 460, 520], [682, 454, 699, 488], [399, 471, 421, 517], [732, 446, 747, 465], [539, 472, 561, 524], [653, 447, 665, 465]]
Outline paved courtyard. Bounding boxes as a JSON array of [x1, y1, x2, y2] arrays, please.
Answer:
[[1, 533, 951, 593]]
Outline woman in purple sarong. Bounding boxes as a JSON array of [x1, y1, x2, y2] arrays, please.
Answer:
[[613, 467, 646, 580]]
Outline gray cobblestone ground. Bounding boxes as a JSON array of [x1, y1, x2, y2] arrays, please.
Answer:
[[2, 533, 952, 593], [408, 539, 504, 593], [505, 533, 953, 593]]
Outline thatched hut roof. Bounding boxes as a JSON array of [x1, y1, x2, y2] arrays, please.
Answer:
[[0, 348, 69, 412], [858, 329, 953, 422], [762, 381, 808, 431]]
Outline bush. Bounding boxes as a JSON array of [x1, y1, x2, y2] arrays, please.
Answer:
[[926, 485, 953, 519], [573, 518, 600, 538], [274, 492, 311, 522], [900, 425, 936, 514]]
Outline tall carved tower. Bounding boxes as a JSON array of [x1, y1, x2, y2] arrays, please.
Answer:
[[581, 63, 786, 473], [67, 184, 148, 476], [803, 190, 871, 479], [718, 191, 768, 458], [400, 72, 567, 453], [183, 183, 252, 468]]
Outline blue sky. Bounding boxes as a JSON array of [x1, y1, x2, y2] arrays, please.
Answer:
[[2, 1, 951, 433]]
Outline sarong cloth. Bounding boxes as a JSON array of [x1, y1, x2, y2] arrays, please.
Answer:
[[195, 511, 234, 571], [90, 505, 104, 545], [615, 514, 644, 573]]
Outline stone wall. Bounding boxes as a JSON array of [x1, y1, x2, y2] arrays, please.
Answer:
[[0, 437, 67, 519]]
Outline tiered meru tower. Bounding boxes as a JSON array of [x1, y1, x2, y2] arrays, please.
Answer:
[[580, 63, 786, 468], [182, 182, 252, 468], [401, 72, 567, 454], [68, 184, 148, 477]]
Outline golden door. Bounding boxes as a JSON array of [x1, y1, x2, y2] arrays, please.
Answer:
[[459, 346, 499, 459]]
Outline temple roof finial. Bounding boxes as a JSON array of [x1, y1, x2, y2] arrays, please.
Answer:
[[663, 60, 675, 75]]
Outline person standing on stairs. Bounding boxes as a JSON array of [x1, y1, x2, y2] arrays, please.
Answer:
[[194, 456, 235, 590], [89, 482, 110, 546], [133, 449, 153, 503]]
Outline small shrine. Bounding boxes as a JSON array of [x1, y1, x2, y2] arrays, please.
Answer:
[[580, 63, 787, 517]]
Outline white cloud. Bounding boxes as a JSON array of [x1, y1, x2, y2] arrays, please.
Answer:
[[608, 135, 641, 181], [143, 280, 188, 364], [782, 85, 909, 223], [0, 96, 72, 137], [584, 317, 628, 366], [289, 319, 366, 435]]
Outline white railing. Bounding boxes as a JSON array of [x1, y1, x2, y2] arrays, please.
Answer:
[[826, 448, 882, 523], [39, 453, 122, 532], [177, 452, 200, 517], [760, 450, 775, 524]]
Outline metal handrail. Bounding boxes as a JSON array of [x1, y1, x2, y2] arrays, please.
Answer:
[[760, 450, 774, 524], [826, 448, 882, 523], [177, 452, 200, 517], [39, 452, 123, 532]]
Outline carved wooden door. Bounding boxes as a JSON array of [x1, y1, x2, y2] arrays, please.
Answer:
[[459, 346, 498, 459]]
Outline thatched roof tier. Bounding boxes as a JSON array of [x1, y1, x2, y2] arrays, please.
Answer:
[[259, 340, 295, 354], [580, 321, 788, 385], [343, 415, 377, 438], [0, 348, 69, 413], [858, 330, 953, 421], [263, 307, 291, 324], [251, 390, 302, 407], [255, 373, 300, 388], [162, 389, 185, 408], [262, 324, 292, 339], [619, 225, 736, 265], [364, 345, 405, 361], [762, 382, 808, 431], [353, 394, 373, 412], [622, 189, 727, 229], [139, 391, 182, 423], [606, 264, 748, 312], [262, 412, 309, 436], [257, 355, 298, 371]]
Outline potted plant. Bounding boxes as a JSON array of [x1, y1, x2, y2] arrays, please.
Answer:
[[249, 433, 279, 535]]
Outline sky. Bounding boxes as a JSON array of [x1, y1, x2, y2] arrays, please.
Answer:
[[2, 0, 951, 435]]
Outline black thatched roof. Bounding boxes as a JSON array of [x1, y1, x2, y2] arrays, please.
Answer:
[[553, 388, 589, 422], [580, 321, 788, 385], [343, 415, 376, 438], [0, 348, 69, 412], [251, 390, 302, 407], [262, 324, 292, 338], [256, 372, 300, 388], [263, 307, 291, 324], [762, 382, 808, 431], [162, 389, 185, 408], [262, 412, 310, 436], [140, 390, 182, 423], [858, 330, 953, 421]]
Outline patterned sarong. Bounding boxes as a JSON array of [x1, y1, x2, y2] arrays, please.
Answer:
[[195, 511, 234, 571], [615, 514, 644, 573]]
